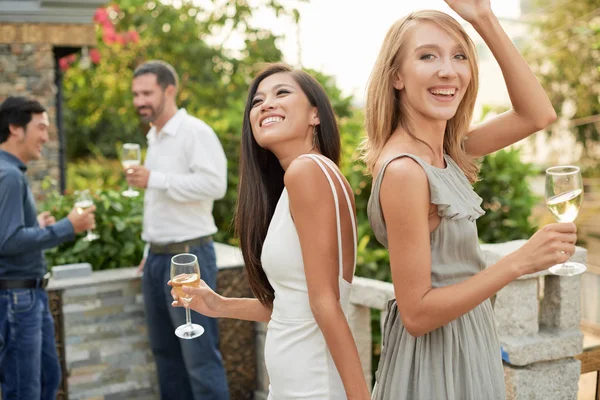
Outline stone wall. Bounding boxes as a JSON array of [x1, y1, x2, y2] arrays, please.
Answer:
[[482, 240, 586, 400], [46, 244, 256, 400], [253, 241, 586, 399], [0, 43, 60, 199]]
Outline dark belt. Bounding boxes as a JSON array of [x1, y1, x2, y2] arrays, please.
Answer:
[[0, 272, 51, 290], [149, 235, 213, 255]]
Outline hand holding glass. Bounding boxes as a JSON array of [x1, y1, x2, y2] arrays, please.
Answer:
[[545, 166, 585, 276], [74, 190, 99, 242], [171, 253, 204, 339], [121, 143, 141, 198]]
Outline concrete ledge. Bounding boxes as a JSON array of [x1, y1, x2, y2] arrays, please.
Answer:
[[500, 328, 583, 366], [47, 243, 245, 291], [350, 276, 394, 310]]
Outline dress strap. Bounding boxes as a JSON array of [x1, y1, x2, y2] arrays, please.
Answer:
[[298, 154, 357, 278]]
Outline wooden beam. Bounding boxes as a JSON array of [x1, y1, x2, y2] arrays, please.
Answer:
[[0, 23, 96, 46], [576, 345, 600, 374]]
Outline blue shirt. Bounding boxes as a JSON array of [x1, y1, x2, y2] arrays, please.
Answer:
[[0, 149, 74, 279]]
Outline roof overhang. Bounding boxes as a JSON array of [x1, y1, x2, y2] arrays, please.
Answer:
[[0, 0, 106, 24], [0, 0, 106, 46]]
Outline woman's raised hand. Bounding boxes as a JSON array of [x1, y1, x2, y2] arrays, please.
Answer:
[[443, 0, 493, 23]]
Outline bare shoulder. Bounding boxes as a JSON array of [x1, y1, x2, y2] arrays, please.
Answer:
[[285, 156, 323, 185], [379, 156, 428, 191], [285, 156, 346, 206]]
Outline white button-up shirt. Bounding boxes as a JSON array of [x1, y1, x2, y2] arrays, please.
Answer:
[[142, 108, 227, 245]]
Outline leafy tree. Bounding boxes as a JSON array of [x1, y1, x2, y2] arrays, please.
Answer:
[[525, 0, 600, 147], [61, 0, 354, 244]]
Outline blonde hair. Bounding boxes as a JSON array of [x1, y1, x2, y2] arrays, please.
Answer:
[[361, 10, 480, 183]]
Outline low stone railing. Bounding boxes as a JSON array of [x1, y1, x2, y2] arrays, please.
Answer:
[[46, 243, 255, 400], [255, 241, 587, 400], [44, 241, 586, 400], [483, 241, 586, 399]]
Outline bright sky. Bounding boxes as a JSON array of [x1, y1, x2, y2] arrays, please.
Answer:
[[250, 0, 522, 102]]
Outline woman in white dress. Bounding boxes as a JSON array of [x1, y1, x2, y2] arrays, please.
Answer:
[[171, 63, 370, 400]]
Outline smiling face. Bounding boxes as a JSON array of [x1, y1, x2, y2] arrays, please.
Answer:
[[248, 72, 320, 152], [395, 21, 472, 123], [11, 112, 50, 162], [132, 73, 171, 124]]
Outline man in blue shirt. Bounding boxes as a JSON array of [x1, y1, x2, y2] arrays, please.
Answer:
[[0, 96, 96, 400]]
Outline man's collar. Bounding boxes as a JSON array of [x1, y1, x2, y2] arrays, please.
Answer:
[[147, 108, 187, 140], [0, 149, 27, 172]]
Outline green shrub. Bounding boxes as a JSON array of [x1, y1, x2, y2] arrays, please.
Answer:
[[474, 148, 539, 243], [42, 182, 144, 270]]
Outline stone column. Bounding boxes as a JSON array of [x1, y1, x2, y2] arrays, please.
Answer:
[[482, 240, 586, 400], [0, 23, 97, 199], [0, 42, 59, 198]]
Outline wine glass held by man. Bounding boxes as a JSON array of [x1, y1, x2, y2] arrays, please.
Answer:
[[121, 143, 142, 198], [74, 189, 100, 241], [361, 1, 577, 399]]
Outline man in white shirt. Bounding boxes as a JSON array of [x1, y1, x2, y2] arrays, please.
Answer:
[[127, 60, 229, 400]]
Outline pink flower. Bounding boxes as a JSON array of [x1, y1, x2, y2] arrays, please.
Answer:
[[94, 8, 108, 24], [59, 57, 69, 71], [128, 30, 140, 44], [89, 48, 101, 64], [103, 31, 116, 45]]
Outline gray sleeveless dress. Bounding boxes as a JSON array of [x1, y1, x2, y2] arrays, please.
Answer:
[[367, 153, 506, 400]]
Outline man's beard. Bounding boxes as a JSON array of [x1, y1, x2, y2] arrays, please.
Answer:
[[137, 96, 165, 124], [137, 106, 157, 123]]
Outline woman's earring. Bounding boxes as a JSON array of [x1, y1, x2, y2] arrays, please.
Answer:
[[312, 125, 318, 149]]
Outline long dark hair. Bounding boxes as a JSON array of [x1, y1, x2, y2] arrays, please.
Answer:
[[235, 63, 341, 306]]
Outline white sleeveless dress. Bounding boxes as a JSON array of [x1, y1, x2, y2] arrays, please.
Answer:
[[261, 154, 357, 400]]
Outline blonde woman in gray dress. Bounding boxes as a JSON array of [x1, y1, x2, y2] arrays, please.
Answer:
[[362, 1, 577, 399]]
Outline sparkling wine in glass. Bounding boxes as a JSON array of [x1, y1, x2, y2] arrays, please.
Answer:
[[171, 253, 204, 339], [121, 143, 141, 198], [74, 189, 99, 242], [545, 165, 585, 276]]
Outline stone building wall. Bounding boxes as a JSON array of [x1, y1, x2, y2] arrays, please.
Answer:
[[0, 42, 60, 199]]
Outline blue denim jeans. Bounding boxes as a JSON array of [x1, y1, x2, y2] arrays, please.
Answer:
[[143, 240, 229, 400], [0, 288, 61, 400]]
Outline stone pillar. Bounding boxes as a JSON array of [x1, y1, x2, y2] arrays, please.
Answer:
[[348, 302, 373, 388], [482, 240, 586, 400], [0, 22, 97, 199], [0, 42, 59, 198]]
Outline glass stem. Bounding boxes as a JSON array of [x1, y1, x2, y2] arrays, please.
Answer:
[[185, 304, 192, 326]]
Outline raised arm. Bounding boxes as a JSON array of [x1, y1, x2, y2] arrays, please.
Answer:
[[444, 0, 557, 157], [285, 158, 370, 400], [381, 158, 576, 337]]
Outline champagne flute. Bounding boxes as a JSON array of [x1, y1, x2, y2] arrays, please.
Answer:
[[74, 189, 99, 242], [545, 165, 586, 276], [171, 253, 204, 339], [121, 143, 141, 198]]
